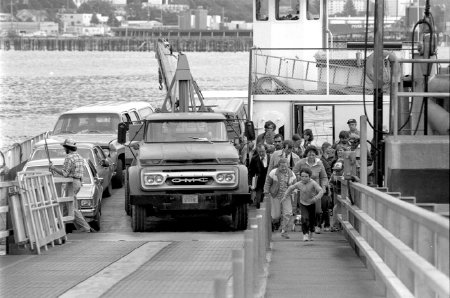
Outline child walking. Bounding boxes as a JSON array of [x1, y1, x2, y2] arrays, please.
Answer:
[[283, 168, 324, 241]]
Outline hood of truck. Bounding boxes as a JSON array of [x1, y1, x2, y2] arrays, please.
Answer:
[[139, 142, 239, 163], [53, 134, 115, 146]]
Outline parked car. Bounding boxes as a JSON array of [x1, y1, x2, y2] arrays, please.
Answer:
[[22, 158, 103, 231], [29, 139, 114, 197], [50, 101, 154, 188]]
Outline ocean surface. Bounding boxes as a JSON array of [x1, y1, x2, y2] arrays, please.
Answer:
[[0, 51, 249, 150], [1, 46, 448, 151]]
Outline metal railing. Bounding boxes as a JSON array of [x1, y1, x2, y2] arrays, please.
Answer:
[[250, 48, 407, 96], [214, 201, 271, 298], [336, 180, 449, 298], [1, 131, 49, 177]]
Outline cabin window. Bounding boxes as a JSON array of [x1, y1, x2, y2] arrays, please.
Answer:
[[306, 0, 320, 20], [276, 0, 299, 20], [255, 0, 269, 21]]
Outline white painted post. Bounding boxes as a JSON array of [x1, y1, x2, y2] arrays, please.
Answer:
[[244, 230, 254, 298], [232, 249, 244, 298], [214, 278, 227, 298], [259, 202, 270, 250], [250, 218, 259, 278], [256, 214, 264, 269], [360, 115, 368, 185]]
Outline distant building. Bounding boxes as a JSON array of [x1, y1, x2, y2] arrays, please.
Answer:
[[60, 13, 94, 27], [178, 10, 191, 30], [66, 25, 107, 36], [0, 13, 14, 22], [194, 7, 207, 30], [16, 9, 49, 22], [0, 21, 58, 36], [328, 0, 367, 15]]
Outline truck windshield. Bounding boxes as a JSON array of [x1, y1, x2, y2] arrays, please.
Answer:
[[53, 113, 120, 134], [146, 121, 229, 143]]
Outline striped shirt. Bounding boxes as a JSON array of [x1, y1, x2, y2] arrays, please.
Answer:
[[62, 152, 84, 179]]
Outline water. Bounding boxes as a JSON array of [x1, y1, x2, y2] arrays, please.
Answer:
[[0, 51, 249, 150]]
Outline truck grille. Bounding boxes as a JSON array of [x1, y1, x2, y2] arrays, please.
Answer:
[[166, 177, 212, 186]]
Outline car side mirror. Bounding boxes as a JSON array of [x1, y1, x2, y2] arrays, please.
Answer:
[[117, 122, 128, 144], [245, 121, 255, 141], [101, 159, 110, 167]]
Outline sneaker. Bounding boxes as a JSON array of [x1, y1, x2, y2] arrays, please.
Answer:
[[315, 226, 321, 234], [309, 232, 314, 241], [303, 234, 309, 242], [281, 230, 290, 239]]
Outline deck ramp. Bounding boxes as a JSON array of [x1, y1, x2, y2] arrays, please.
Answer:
[[266, 232, 385, 298]]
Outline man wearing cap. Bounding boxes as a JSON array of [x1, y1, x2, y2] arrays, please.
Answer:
[[49, 139, 93, 233], [347, 119, 360, 138]]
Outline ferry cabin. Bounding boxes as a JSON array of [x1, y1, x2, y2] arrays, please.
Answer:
[[249, 0, 394, 144]]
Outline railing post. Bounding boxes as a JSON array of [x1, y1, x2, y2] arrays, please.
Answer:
[[260, 202, 270, 250], [360, 115, 368, 185], [256, 214, 264, 269], [250, 217, 259, 279], [244, 230, 254, 298], [232, 249, 244, 298], [214, 278, 227, 298]]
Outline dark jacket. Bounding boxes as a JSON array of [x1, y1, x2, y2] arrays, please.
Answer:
[[248, 153, 271, 191], [320, 155, 332, 179]]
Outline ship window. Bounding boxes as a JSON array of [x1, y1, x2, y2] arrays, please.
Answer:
[[276, 0, 299, 20], [255, 0, 269, 21], [306, 0, 320, 20]]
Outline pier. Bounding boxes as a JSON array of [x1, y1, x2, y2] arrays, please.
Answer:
[[0, 36, 252, 52]]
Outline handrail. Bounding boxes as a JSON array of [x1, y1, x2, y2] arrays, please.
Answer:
[[350, 182, 449, 237], [337, 180, 449, 297]]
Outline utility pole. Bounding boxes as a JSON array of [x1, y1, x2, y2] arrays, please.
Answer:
[[373, 0, 385, 186]]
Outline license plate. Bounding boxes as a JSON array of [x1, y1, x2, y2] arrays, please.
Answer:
[[182, 195, 198, 204]]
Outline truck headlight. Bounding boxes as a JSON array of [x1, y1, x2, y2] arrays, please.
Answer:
[[214, 171, 236, 184], [143, 173, 166, 186], [79, 199, 93, 208]]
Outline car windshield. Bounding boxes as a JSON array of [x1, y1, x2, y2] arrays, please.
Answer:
[[25, 165, 92, 184], [145, 120, 228, 143], [53, 113, 120, 134], [30, 148, 94, 163]]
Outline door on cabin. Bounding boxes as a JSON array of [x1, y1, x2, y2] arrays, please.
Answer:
[[293, 104, 335, 146]]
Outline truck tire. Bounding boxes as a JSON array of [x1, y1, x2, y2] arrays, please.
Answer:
[[112, 159, 124, 188], [232, 203, 248, 230], [124, 170, 131, 216], [132, 205, 146, 232]]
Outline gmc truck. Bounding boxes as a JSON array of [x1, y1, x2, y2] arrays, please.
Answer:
[[121, 112, 251, 232]]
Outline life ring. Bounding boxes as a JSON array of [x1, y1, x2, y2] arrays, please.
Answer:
[[365, 51, 393, 86]]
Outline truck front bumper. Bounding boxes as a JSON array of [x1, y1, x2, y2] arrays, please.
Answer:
[[130, 192, 250, 211]]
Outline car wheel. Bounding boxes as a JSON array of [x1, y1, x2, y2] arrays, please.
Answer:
[[132, 204, 146, 232], [125, 169, 131, 216], [232, 203, 248, 231], [103, 181, 112, 198], [112, 159, 124, 189]]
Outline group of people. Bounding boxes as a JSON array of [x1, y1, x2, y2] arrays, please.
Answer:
[[247, 118, 365, 241]]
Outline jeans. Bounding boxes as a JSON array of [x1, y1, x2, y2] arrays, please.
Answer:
[[300, 203, 316, 234], [272, 196, 293, 233], [72, 179, 92, 232]]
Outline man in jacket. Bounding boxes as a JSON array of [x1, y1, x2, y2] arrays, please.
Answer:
[[267, 140, 301, 174], [248, 144, 270, 209]]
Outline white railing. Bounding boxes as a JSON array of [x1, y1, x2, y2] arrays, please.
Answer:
[[1, 132, 49, 171], [337, 180, 449, 298]]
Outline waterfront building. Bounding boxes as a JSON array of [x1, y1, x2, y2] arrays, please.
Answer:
[[0, 21, 58, 36], [16, 10, 49, 22], [194, 7, 208, 30], [328, 0, 367, 15], [60, 13, 95, 27]]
